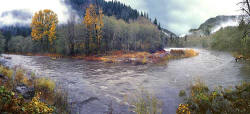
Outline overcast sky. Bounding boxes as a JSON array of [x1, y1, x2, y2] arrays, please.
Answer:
[[0, 0, 241, 35], [0, 0, 71, 25], [106, 0, 241, 35]]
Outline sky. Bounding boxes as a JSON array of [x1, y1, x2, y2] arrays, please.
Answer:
[[0, 0, 71, 25], [0, 0, 241, 35], [106, 0, 241, 35]]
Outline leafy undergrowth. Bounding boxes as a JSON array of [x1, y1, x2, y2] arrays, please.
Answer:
[[0, 87, 54, 113], [178, 80, 250, 114], [0, 65, 69, 114]]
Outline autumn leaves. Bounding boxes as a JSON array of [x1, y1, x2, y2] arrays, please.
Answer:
[[83, 4, 104, 55], [31, 9, 58, 52], [31, 4, 104, 54]]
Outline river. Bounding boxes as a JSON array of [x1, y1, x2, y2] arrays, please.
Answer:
[[0, 48, 250, 114]]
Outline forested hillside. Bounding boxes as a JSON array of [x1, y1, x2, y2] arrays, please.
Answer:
[[0, 2, 169, 55], [189, 15, 239, 36], [66, 0, 141, 21]]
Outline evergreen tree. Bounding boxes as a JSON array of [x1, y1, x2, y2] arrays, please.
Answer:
[[158, 23, 161, 30], [146, 13, 149, 19], [153, 18, 158, 25], [140, 11, 144, 17]]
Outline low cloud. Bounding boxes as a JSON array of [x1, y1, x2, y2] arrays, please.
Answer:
[[0, 10, 32, 26], [106, 0, 241, 35], [0, 0, 72, 26]]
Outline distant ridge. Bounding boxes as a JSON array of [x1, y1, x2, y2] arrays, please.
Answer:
[[189, 15, 240, 36]]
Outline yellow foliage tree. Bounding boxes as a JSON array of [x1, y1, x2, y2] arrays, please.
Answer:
[[96, 9, 104, 46], [31, 9, 58, 52], [83, 4, 104, 54]]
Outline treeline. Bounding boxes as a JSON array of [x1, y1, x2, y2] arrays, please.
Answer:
[[172, 19, 250, 57], [66, 0, 163, 29], [0, 25, 31, 52], [0, 8, 166, 55], [0, 32, 4, 53], [67, 0, 140, 21], [210, 24, 250, 56]]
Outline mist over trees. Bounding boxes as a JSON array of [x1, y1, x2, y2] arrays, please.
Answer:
[[0, 4, 167, 56], [0, 0, 170, 55]]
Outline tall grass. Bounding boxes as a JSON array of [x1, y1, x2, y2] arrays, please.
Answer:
[[126, 88, 162, 114]]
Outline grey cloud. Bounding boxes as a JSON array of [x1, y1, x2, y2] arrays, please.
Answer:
[[114, 0, 239, 35], [1, 10, 32, 20]]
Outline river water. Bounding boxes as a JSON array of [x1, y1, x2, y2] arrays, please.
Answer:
[[1, 48, 250, 114]]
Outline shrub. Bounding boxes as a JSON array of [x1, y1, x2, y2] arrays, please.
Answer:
[[179, 81, 250, 114], [0, 66, 69, 113], [0, 66, 13, 79], [170, 49, 199, 58], [176, 104, 191, 114], [179, 90, 186, 97], [184, 49, 199, 58], [0, 86, 54, 113], [24, 92, 54, 113], [0, 86, 23, 113], [14, 69, 25, 84]]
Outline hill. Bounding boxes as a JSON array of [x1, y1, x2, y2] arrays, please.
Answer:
[[189, 15, 240, 36], [66, 0, 139, 21]]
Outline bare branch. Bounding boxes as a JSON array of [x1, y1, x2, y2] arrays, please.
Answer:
[[241, 8, 250, 16]]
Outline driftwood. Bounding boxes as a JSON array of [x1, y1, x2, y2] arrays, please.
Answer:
[[235, 56, 245, 62]]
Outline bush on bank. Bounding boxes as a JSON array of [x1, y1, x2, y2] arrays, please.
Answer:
[[178, 80, 250, 114], [0, 65, 70, 114]]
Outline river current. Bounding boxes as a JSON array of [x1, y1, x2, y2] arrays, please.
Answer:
[[1, 48, 249, 114]]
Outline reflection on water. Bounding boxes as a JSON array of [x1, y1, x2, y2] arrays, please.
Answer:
[[1, 48, 250, 114]]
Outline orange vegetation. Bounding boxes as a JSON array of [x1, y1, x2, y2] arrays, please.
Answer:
[[170, 49, 199, 58], [184, 49, 199, 57], [5, 49, 199, 64]]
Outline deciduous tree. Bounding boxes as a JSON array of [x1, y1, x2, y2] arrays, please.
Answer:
[[31, 9, 58, 52], [83, 4, 104, 55]]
